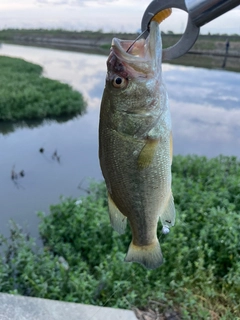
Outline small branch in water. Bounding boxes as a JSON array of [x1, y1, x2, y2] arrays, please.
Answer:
[[52, 150, 57, 159], [12, 179, 25, 190], [52, 149, 61, 163], [39, 147, 52, 163], [77, 178, 90, 194], [39, 147, 61, 163], [11, 165, 18, 180], [19, 170, 25, 177], [11, 166, 25, 189]]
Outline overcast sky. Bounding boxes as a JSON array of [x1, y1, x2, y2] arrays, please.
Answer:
[[0, 0, 240, 35]]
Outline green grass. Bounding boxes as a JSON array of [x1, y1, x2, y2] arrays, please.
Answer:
[[0, 28, 138, 41], [0, 56, 87, 121], [0, 28, 240, 42], [1, 29, 240, 72], [0, 155, 240, 319]]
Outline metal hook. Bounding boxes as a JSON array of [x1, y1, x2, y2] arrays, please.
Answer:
[[141, 0, 240, 60], [141, 0, 200, 60]]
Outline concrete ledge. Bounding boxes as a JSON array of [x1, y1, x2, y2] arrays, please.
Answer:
[[0, 293, 137, 320]]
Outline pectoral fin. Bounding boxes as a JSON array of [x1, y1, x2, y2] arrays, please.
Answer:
[[137, 139, 159, 170], [108, 193, 127, 235], [160, 192, 175, 228]]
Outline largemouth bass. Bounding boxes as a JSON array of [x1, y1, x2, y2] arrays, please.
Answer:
[[99, 19, 175, 270]]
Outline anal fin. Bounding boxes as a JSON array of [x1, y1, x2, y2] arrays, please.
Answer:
[[160, 192, 176, 228], [108, 193, 127, 235]]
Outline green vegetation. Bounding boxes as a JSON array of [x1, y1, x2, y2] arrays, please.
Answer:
[[0, 56, 87, 121], [0, 28, 239, 44], [0, 155, 240, 319], [0, 28, 138, 41], [1, 29, 240, 72], [161, 33, 240, 50]]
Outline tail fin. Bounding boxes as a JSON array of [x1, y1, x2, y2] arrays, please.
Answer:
[[124, 240, 163, 270]]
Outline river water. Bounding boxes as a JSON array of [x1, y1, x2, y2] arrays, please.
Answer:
[[0, 43, 240, 239]]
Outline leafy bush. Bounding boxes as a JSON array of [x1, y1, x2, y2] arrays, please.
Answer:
[[0, 56, 87, 121], [0, 155, 240, 319]]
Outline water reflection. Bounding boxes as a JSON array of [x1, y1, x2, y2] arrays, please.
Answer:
[[0, 43, 240, 239], [166, 66, 240, 110], [163, 65, 240, 156], [0, 44, 106, 239], [0, 114, 82, 135]]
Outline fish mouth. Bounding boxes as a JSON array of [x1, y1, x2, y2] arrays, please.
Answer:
[[112, 38, 148, 60], [110, 21, 161, 74]]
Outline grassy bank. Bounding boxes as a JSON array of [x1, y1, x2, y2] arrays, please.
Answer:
[[1, 28, 240, 45], [0, 155, 240, 319], [0, 56, 87, 121], [1, 29, 240, 72], [0, 28, 138, 41]]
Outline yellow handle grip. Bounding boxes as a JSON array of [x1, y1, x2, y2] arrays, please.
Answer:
[[151, 8, 172, 24]]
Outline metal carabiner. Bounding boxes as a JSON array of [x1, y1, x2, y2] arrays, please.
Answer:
[[141, 0, 240, 60]]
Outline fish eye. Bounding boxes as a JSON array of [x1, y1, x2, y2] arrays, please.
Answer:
[[112, 76, 128, 89]]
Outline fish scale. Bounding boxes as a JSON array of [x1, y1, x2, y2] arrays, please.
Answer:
[[99, 20, 175, 269]]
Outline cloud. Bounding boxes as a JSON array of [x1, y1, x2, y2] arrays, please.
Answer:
[[35, 0, 119, 5], [36, 0, 83, 5], [34, 0, 149, 8], [0, 0, 239, 33]]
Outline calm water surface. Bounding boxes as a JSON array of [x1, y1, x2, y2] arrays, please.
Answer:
[[0, 44, 240, 238]]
